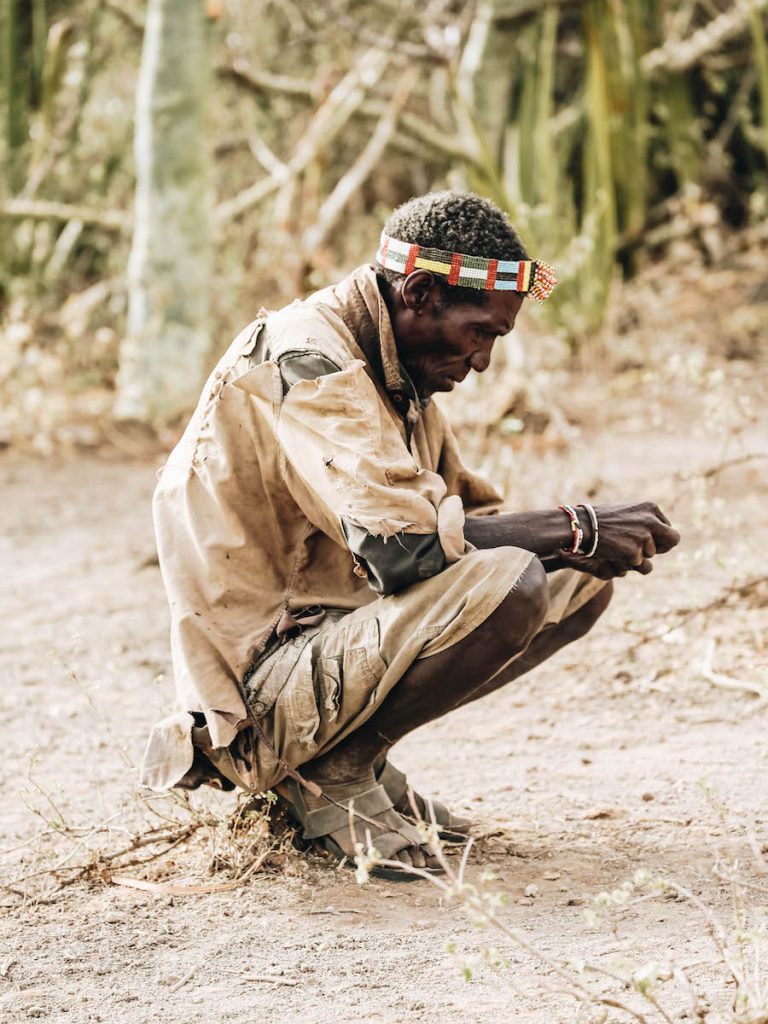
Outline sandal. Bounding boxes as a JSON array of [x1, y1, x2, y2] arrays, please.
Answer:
[[377, 761, 471, 842], [280, 777, 443, 881]]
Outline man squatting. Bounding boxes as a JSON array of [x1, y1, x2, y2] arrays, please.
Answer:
[[141, 191, 680, 880]]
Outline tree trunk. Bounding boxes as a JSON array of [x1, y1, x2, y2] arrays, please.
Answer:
[[2, 0, 31, 195], [457, 0, 521, 168], [115, 0, 212, 423]]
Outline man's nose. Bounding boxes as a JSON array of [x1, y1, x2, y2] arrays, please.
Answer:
[[469, 350, 491, 373]]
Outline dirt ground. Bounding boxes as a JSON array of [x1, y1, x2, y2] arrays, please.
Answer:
[[2, 253, 767, 1023]]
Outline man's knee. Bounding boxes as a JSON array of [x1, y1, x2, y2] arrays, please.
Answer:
[[495, 556, 549, 652], [563, 580, 613, 641]]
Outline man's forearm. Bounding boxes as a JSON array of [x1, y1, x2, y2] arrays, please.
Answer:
[[463, 501, 681, 579], [463, 510, 587, 563]]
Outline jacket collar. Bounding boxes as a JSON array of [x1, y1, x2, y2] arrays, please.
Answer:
[[332, 265, 428, 416]]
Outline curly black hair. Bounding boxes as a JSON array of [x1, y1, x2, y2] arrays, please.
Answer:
[[378, 190, 528, 307]]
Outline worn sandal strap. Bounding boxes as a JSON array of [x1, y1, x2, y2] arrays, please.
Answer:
[[300, 784, 395, 841], [364, 826, 426, 861], [414, 796, 451, 825], [378, 760, 468, 832], [376, 760, 408, 804]]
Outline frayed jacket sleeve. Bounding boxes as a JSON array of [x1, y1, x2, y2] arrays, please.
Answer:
[[274, 358, 466, 593]]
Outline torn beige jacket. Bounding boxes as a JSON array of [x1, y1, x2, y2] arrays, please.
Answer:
[[140, 265, 503, 791]]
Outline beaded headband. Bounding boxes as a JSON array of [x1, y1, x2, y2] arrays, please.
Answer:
[[376, 233, 557, 302]]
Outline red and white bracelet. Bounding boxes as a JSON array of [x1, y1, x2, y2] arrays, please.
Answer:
[[559, 502, 599, 557], [559, 503, 584, 554]]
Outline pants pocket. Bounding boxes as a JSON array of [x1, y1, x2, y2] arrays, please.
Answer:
[[317, 655, 343, 724], [340, 616, 387, 682], [279, 644, 321, 752], [314, 616, 386, 730]]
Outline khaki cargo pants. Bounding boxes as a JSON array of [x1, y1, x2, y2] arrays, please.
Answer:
[[206, 547, 605, 793]]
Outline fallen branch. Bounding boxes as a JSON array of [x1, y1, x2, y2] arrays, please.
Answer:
[[2, 787, 297, 909], [0, 820, 208, 902], [699, 637, 766, 698], [169, 963, 202, 993], [241, 975, 299, 987], [109, 841, 276, 895]]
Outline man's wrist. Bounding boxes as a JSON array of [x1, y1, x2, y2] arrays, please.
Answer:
[[557, 504, 595, 556]]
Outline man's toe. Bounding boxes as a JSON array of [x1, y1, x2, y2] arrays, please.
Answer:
[[393, 846, 427, 869], [410, 847, 426, 869]]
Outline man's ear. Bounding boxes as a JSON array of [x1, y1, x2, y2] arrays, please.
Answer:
[[400, 270, 438, 314]]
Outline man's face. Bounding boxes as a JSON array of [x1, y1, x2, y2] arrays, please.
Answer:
[[393, 279, 525, 398]]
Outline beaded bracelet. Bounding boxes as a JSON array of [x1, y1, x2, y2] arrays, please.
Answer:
[[579, 502, 599, 558], [558, 504, 584, 554]]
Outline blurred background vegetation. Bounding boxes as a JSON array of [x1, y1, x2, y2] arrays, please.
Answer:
[[0, 0, 766, 440]]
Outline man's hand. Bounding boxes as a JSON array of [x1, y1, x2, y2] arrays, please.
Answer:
[[464, 500, 680, 576], [559, 552, 654, 578], [563, 501, 680, 577]]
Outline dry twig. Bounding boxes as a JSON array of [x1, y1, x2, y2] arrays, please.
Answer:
[[699, 637, 766, 698], [109, 841, 276, 895], [674, 451, 768, 482], [621, 575, 768, 657], [642, 0, 768, 74]]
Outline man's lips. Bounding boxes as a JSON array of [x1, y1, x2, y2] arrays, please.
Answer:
[[446, 370, 469, 383], [438, 370, 468, 392]]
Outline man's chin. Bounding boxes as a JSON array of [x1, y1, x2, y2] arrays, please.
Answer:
[[432, 374, 456, 393], [409, 371, 455, 399]]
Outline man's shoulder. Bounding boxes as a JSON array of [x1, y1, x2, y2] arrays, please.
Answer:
[[265, 266, 376, 367], [266, 297, 347, 362]]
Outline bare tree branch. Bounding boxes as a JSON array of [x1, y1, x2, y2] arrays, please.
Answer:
[[246, 132, 289, 177], [217, 59, 319, 100], [314, 0, 435, 61], [642, 0, 768, 74], [215, 49, 390, 225], [0, 198, 129, 232], [104, 0, 146, 34], [302, 68, 419, 252], [218, 55, 477, 166], [389, 106, 476, 163]]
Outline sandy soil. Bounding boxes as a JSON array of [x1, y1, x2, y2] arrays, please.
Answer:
[[1, 304, 767, 1023]]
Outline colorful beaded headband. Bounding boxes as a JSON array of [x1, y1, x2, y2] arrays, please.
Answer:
[[376, 233, 557, 302]]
